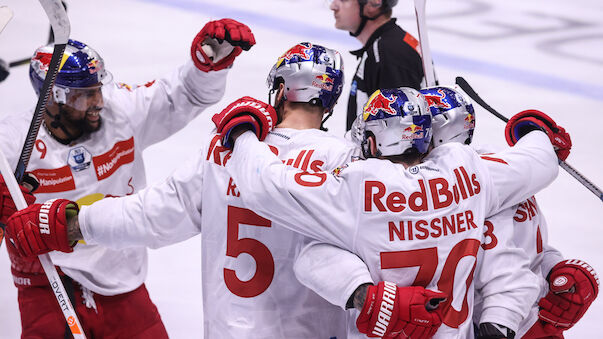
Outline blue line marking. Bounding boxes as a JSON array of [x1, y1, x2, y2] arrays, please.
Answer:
[[140, 0, 603, 102]]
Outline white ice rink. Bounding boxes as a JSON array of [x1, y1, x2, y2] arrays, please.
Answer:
[[0, 0, 602, 337]]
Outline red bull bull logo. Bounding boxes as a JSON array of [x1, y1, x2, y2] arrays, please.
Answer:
[[280, 43, 312, 61], [402, 124, 424, 140], [424, 88, 451, 109], [363, 91, 398, 120], [312, 74, 334, 91], [464, 112, 475, 129], [32, 51, 53, 71], [87, 59, 99, 74]]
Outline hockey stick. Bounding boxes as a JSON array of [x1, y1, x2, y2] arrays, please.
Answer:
[[413, 0, 436, 86], [0, 0, 66, 84], [456, 76, 603, 202], [0, 148, 86, 338], [0, 1, 87, 337], [0, 6, 13, 33], [15, 0, 70, 183]]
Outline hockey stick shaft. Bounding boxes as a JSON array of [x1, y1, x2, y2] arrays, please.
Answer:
[[15, 0, 70, 183], [456, 76, 603, 202], [0, 6, 13, 34], [414, 0, 436, 86], [0, 148, 86, 338], [8, 1, 65, 69], [1, 1, 87, 337]]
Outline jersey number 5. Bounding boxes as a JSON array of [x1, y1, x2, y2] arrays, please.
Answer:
[[224, 206, 274, 298], [380, 238, 480, 328]]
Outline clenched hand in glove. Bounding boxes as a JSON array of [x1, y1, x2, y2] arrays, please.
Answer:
[[212, 96, 277, 149], [5, 198, 78, 257], [505, 109, 572, 161], [355, 281, 446, 339], [538, 259, 599, 330], [191, 18, 256, 72]]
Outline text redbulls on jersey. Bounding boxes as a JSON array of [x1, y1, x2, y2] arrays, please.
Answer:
[[78, 127, 360, 338], [225, 130, 558, 338]]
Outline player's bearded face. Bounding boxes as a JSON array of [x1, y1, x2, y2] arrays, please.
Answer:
[[62, 86, 104, 134]]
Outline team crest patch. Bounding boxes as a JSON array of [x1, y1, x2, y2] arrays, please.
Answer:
[[67, 146, 92, 172]]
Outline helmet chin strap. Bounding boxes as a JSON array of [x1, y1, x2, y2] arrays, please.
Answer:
[[349, 2, 386, 37]]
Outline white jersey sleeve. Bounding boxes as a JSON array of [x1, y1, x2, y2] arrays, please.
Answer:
[[79, 139, 207, 249], [105, 61, 227, 149], [479, 131, 558, 215], [537, 216, 564, 279], [226, 132, 361, 249], [473, 207, 539, 332], [294, 241, 374, 309]]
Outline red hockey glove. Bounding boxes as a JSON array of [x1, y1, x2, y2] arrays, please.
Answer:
[[522, 319, 564, 339], [505, 110, 572, 160], [538, 259, 599, 329], [191, 18, 255, 72], [212, 96, 277, 149], [356, 282, 446, 339], [5, 198, 78, 257], [0, 174, 37, 224]]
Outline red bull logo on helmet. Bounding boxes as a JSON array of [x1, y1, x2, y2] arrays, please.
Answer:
[[277, 43, 313, 67], [424, 88, 451, 110], [32, 50, 72, 75], [363, 90, 398, 121], [312, 74, 334, 91], [402, 124, 425, 140], [464, 112, 475, 129], [87, 59, 99, 74]]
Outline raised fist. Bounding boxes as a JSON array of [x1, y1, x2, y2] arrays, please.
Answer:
[[356, 282, 446, 339], [5, 198, 77, 257], [191, 18, 255, 72], [538, 259, 599, 329], [505, 110, 572, 160], [212, 96, 277, 149]]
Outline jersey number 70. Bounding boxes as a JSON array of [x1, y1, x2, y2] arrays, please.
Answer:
[[381, 238, 480, 328]]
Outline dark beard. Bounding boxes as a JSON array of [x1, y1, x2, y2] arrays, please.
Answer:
[[58, 106, 103, 139]]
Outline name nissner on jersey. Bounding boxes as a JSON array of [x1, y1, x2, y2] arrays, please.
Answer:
[[365, 166, 481, 242]]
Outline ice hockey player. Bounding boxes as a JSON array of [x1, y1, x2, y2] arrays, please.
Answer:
[[216, 86, 567, 338], [328, 0, 424, 130], [0, 18, 254, 338], [293, 86, 594, 338], [5, 42, 363, 338]]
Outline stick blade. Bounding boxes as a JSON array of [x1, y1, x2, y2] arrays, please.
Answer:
[[0, 6, 14, 34], [38, 0, 70, 43]]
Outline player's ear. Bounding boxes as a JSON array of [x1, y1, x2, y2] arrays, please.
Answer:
[[368, 134, 378, 157], [276, 83, 286, 103]]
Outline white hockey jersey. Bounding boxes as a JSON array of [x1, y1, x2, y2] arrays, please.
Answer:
[[0, 61, 227, 295], [225, 130, 559, 338], [473, 196, 564, 338], [79, 128, 360, 338]]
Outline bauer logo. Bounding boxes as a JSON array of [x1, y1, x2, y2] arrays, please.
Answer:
[[93, 137, 135, 181]]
